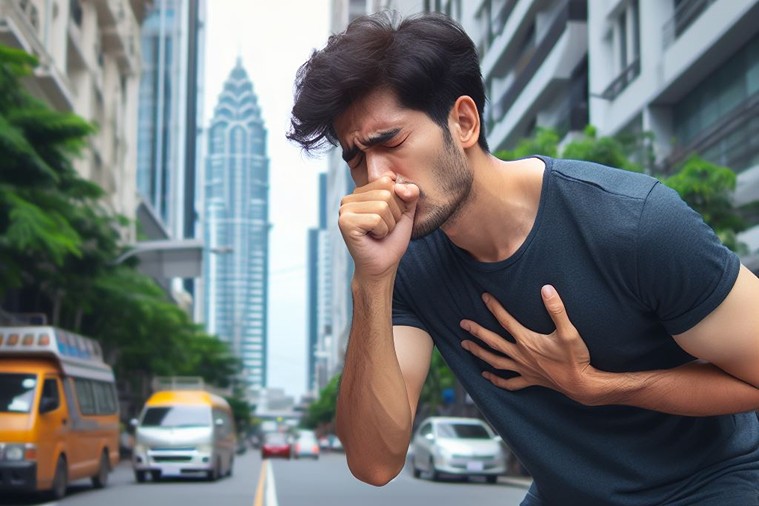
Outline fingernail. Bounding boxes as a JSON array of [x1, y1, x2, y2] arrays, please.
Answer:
[[481, 293, 489, 303], [460, 320, 469, 331], [541, 285, 555, 298]]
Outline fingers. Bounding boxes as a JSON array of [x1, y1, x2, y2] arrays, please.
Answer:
[[460, 319, 516, 354], [482, 371, 531, 391], [339, 198, 402, 239], [480, 292, 522, 337], [540, 285, 575, 338], [461, 339, 516, 370]]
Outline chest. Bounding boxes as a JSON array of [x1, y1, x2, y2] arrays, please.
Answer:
[[398, 242, 691, 373]]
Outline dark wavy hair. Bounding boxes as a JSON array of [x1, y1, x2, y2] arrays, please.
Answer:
[[287, 10, 489, 154]]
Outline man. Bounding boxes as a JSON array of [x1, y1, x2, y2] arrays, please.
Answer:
[[287, 10, 759, 505]]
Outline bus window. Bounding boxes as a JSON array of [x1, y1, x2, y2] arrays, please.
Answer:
[[74, 377, 96, 415], [0, 374, 37, 413], [39, 378, 60, 413]]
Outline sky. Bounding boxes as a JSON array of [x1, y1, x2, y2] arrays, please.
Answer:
[[203, 1, 331, 399]]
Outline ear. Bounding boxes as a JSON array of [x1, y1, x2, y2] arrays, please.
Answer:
[[449, 96, 480, 149]]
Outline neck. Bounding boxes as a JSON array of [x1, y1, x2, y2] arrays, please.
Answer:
[[441, 153, 545, 263]]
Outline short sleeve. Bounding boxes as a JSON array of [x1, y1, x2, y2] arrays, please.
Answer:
[[392, 273, 428, 332], [635, 182, 740, 335]]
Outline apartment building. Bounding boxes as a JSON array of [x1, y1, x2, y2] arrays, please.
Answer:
[[0, 0, 147, 242]]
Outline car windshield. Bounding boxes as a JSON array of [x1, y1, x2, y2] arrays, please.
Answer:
[[0, 374, 37, 414], [437, 422, 492, 439], [141, 406, 210, 428]]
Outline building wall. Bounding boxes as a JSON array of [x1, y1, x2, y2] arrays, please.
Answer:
[[0, 0, 146, 242], [136, 0, 205, 241], [316, 0, 759, 381]]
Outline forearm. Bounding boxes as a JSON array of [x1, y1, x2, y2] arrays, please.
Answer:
[[336, 274, 412, 485], [583, 360, 759, 416]]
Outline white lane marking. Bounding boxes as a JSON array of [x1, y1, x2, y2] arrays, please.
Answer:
[[265, 459, 279, 506]]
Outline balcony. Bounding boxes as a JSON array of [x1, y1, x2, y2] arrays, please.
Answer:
[[662, 0, 717, 49], [598, 58, 640, 102], [94, 0, 140, 75], [0, 0, 42, 54], [0, 0, 74, 111]]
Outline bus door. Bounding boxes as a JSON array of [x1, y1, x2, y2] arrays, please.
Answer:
[[61, 377, 92, 476], [36, 375, 69, 487]]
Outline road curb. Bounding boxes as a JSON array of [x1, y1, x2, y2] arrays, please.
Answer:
[[498, 475, 533, 489]]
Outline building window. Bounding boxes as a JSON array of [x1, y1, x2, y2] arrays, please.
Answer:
[[601, 0, 640, 100], [663, 0, 717, 48], [70, 0, 83, 27]]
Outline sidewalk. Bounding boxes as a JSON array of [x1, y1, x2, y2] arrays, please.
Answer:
[[499, 475, 533, 489]]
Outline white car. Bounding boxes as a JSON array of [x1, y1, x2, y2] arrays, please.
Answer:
[[411, 416, 507, 483]]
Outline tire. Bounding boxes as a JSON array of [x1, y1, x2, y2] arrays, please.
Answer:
[[486, 475, 498, 484], [48, 456, 67, 500], [428, 457, 440, 482], [150, 470, 162, 482], [227, 456, 234, 477], [135, 470, 147, 483], [92, 450, 110, 488], [412, 467, 421, 478], [206, 459, 220, 481]]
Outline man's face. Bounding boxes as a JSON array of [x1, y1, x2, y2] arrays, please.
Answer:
[[333, 88, 473, 239]]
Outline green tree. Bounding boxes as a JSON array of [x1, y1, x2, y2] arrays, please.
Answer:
[[0, 44, 242, 401], [493, 125, 746, 251], [301, 373, 341, 430], [561, 125, 643, 173], [663, 154, 745, 252], [0, 45, 98, 295], [419, 348, 456, 415]]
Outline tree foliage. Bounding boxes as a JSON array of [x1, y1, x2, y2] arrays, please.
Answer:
[[494, 125, 746, 251], [420, 348, 456, 415], [301, 373, 341, 430], [0, 44, 241, 404]]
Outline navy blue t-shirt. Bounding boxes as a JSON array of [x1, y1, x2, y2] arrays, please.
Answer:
[[392, 156, 759, 505]]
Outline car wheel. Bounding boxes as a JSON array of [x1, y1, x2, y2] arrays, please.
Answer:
[[135, 470, 147, 483], [207, 458, 220, 481], [428, 457, 440, 482], [151, 470, 162, 482], [48, 456, 67, 500], [486, 475, 498, 484], [412, 466, 421, 478], [92, 450, 110, 488]]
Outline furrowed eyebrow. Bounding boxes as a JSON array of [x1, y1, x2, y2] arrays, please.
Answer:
[[341, 128, 402, 163]]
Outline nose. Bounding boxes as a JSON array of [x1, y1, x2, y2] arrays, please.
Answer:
[[365, 153, 395, 183]]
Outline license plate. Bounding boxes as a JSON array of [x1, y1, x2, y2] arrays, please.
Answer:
[[466, 461, 484, 471]]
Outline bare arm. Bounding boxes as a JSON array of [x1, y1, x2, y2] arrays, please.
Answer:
[[587, 264, 759, 415], [460, 266, 759, 416], [336, 279, 433, 485], [335, 176, 433, 485], [335, 277, 431, 483]]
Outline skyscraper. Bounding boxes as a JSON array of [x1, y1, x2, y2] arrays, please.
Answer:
[[136, 0, 205, 243], [204, 60, 270, 391]]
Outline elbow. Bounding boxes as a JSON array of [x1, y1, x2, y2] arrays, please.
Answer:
[[345, 454, 403, 487]]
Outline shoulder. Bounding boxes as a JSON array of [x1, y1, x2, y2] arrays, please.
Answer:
[[544, 156, 659, 201]]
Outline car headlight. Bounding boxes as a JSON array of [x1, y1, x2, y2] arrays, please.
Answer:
[[433, 445, 452, 459], [2, 444, 36, 461]]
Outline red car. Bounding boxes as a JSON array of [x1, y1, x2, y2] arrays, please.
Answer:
[[261, 432, 291, 459]]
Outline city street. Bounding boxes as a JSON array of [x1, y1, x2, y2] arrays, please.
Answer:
[[0, 449, 530, 506]]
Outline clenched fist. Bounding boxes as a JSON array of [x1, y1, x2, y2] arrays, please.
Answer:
[[338, 176, 419, 281]]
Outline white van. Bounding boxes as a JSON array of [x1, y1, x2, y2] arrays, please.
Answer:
[[131, 380, 235, 482]]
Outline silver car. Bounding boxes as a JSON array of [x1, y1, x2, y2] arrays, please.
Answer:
[[411, 416, 507, 483]]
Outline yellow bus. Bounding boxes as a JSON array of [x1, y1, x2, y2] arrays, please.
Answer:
[[0, 326, 120, 499], [131, 380, 236, 482]]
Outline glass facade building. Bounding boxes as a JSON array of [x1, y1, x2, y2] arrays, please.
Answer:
[[203, 60, 270, 390]]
